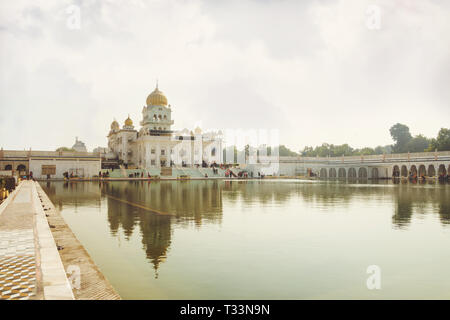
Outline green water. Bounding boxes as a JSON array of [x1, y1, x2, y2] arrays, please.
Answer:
[[40, 179, 450, 299]]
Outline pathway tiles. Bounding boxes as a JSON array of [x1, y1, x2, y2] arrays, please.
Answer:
[[0, 183, 38, 300]]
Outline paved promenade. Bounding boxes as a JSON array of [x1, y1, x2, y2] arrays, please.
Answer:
[[0, 181, 74, 300], [35, 183, 120, 300]]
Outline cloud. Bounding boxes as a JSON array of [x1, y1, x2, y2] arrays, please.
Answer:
[[0, 0, 449, 152]]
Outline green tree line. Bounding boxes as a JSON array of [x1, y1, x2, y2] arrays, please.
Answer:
[[222, 124, 450, 161], [300, 124, 450, 157]]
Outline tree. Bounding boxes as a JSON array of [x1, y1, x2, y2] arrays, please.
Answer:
[[332, 144, 354, 157], [300, 146, 314, 156], [278, 145, 298, 157], [390, 123, 413, 153], [405, 134, 430, 152], [374, 145, 392, 155], [354, 147, 375, 156], [427, 128, 450, 151]]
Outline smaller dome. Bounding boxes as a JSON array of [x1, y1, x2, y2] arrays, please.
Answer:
[[111, 119, 119, 130], [194, 126, 202, 135], [124, 115, 133, 127]]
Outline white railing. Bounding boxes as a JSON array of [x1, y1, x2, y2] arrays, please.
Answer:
[[1, 150, 99, 158], [276, 151, 450, 164]]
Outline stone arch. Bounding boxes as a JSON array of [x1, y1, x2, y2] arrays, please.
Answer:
[[338, 168, 346, 178], [427, 164, 436, 177], [320, 168, 327, 178], [438, 164, 447, 176], [4, 164, 12, 170], [401, 165, 408, 177], [329, 168, 337, 178], [371, 168, 379, 179], [348, 168, 357, 178], [418, 165, 426, 177], [17, 164, 26, 171], [410, 165, 417, 176], [358, 167, 368, 179], [393, 165, 400, 177]]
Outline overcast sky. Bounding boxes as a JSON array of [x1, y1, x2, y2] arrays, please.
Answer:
[[0, 0, 449, 152]]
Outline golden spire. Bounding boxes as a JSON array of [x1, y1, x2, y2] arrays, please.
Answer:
[[124, 114, 133, 127], [146, 83, 168, 106]]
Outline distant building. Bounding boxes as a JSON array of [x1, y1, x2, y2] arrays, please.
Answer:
[[72, 137, 87, 152], [0, 150, 100, 179]]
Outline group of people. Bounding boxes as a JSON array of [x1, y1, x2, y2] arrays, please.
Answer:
[[128, 172, 155, 178], [129, 172, 144, 178], [224, 169, 258, 179], [63, 171, 79, 179], [97, 171, 110, 178], [405, 171, 449, 182]]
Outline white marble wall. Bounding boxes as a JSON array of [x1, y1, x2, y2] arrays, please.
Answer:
[[29, 158, 101, 179]]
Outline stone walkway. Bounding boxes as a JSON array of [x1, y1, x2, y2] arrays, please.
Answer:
[[0, 182, 38, 300], [35, 183, 120, 300], [0, 181, 73, 300], [0, 230, 36, 299]]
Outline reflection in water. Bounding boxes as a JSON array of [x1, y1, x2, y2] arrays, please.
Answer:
[[391, 181, 450, 228], [102, 180, 224, 274], [223, 180, 450, 228], [45, 180, 224, 274], [44, 180, 450, 269], [40, 180, 450, 298]]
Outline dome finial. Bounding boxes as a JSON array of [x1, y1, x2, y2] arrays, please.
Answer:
[[156, 78, 158, 89], [146, 84, 168, 106], [124, 114, 133, 127]]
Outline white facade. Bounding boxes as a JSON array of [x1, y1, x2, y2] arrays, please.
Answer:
[[108, 86, 223, 169], [29, 157, 101, 179]]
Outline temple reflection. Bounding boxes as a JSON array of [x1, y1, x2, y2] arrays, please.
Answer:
[[40, 179, 450, 277], [101, 180, 223, 274]]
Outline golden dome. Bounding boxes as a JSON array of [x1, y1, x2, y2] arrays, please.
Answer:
[[146, 85, 168, 106], [124, 115, 133, 127], [111, 120, 119, 130]]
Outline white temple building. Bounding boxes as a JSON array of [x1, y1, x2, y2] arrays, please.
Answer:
[[107, 85, 223, 169]]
